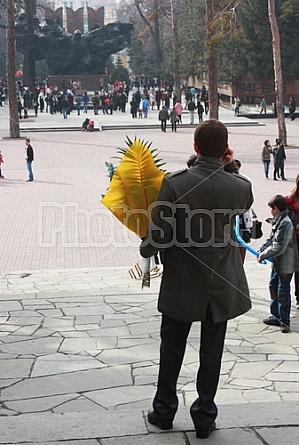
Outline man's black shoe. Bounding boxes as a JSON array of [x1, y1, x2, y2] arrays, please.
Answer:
[[263, 317, 280, 326], [147, 409, 173, 430], [281, 324, 290, 333], [196, 421, 216, 439]]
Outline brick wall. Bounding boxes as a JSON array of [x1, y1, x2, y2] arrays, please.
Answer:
[[218, 77, 299, 106], [44, 7, 63, 24], [88, 7, 104, 29], [66, 7, 84, 34], [47, 75, 109, 91]]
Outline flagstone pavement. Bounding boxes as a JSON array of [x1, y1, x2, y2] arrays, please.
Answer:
[[0, 103, 299, 444]]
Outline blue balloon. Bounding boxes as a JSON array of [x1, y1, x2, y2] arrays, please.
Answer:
[[235, 215, 273, 264]]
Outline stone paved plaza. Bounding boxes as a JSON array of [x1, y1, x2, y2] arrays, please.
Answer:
[[0, 104, 299, 444]]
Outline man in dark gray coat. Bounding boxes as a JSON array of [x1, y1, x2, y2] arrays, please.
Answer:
[[140, 119, 253, 439]]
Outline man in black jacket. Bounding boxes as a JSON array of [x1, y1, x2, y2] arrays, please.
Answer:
[[273, 138, 287, 181], [25, 138, 34, 182]]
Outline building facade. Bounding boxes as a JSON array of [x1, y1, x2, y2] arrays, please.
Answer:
[[45, 0, 117, 30]]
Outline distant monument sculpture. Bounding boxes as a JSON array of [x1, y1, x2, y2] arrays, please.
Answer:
[[15, 15, 133, 76]]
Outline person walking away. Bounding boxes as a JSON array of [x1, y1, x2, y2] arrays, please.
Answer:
[[258, 195, 299, 333], [39, 91, 45, 113], [91, 92, 100, 115], [201, 84, 206, 103], [61, 96, 68, 119], [289, 96, 296, 121], [0, 150, 4, 178], [119, 92, 127, 113], [82, 92, 90, 113], [135, 89, 141, 110], [188, 99, 196, 124], [273, 138, 286, 181], [67, 92, 74, 113], [174, 101, 183, 123], [75, 94, 82, 116], [197, 102, 204, 123], [184, 88, 191, 109], [169, 106, 179, 132], [156, 89, 161, 110], [164, 93, 170, 110], [102, 94, 110, 115], [130, 98, 138, 118], [259, 97, 267, 114], [158, 106, 169, 132], [0, 87, 4, 106], [33, 95, 39, 117], [142, 97, 150, 118], [140, 119, 253, 439], [23, 89, 30, 119], [25, 138, 34, 182], [109, 95, 114, 115], [286, 174, 299, 309], [234, 95, 241, 115], [48, 94, 54, 115], [203, 92, 209, 114], [261, 139, 272, 179], [17, 97, 23, 119]]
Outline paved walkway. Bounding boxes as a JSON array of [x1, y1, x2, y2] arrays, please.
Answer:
[[0, 104, 299, 444]]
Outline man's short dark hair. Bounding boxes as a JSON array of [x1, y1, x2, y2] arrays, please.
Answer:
[[194, 119, 228, 158], [268, 194, 288, 211]]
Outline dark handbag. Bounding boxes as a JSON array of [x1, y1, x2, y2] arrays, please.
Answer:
[[250, 219, 263, 239]]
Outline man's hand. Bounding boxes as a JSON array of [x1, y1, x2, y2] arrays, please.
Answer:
[[221, 147, 234, 164], [257, 256, 262, 263]]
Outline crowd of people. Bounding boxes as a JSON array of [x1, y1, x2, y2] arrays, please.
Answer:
[[11, 77, 210, 125]]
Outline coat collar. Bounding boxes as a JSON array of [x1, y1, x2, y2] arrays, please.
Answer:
[[193, 156, 224, 168]]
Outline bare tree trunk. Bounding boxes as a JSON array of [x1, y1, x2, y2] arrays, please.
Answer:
[[205, 0, 218, 119], [171, 0, 180, 101], [268, 0, 287, 145], [24, 0, 36, 94], [135, 0, 163, 75], [6, 0, 20, 138]]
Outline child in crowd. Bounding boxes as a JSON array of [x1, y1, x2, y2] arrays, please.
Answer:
[[258, 195, 299, 333], [0, 150, 4, 178], [138, 104, 143, 119]]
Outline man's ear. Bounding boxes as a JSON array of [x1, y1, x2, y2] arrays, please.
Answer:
[[194, 142, 201, 156]]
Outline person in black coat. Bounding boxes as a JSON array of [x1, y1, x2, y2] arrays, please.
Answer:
[[25, 138, 34, 182], [158, 106, 169, 132], [130, 98, 138, 118], [140, 120, 253, 439], [273, 138, 287, 181], [289, 96, 296, 121]]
